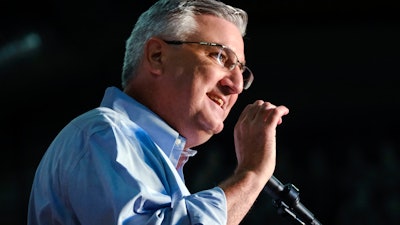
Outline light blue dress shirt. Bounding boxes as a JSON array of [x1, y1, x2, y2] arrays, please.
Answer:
[[28, 86, 227, 225]]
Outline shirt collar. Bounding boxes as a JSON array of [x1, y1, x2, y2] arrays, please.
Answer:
[[100, 86, 197, 169]]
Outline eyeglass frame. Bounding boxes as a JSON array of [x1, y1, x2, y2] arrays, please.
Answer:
[[162, 40, 254, 90]]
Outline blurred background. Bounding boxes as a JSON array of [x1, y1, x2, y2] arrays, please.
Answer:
[[1, 0, 399, 224]]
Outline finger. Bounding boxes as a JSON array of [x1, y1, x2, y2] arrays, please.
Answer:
[[264, 105, 289, 126], [238, 100, 265, 122], [252, 101, 277, 122]]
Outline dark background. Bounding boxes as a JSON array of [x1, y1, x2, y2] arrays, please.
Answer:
[[1, 0, 399, 224]]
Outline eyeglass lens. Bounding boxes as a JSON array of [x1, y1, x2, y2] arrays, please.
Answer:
[[217, 47, 253, 89]]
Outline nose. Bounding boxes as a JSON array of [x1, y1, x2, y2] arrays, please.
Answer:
[[219, 67, 243, 94]]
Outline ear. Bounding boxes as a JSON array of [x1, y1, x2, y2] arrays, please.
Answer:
[[144, 37, 165, 76]]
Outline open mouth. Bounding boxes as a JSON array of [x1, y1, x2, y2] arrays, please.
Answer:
[[207, 94, 224, 107]]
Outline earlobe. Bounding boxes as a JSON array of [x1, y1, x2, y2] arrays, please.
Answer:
[[144, 38, 164, 75]]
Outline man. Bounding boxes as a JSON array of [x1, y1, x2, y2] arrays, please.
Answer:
[[28, 0, 289, 224]]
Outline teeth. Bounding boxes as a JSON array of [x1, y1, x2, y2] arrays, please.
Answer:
[[209, 95, 224, 107]]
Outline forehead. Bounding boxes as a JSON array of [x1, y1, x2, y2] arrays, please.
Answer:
[[189, 15, 245, 57]]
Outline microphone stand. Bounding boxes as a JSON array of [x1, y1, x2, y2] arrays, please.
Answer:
[[264, 176, 322, 225]]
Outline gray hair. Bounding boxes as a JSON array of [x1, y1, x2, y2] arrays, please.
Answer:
[[121, 0, 248, 88]]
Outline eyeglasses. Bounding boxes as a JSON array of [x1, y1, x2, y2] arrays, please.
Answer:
[[163, 40, 254, 90]]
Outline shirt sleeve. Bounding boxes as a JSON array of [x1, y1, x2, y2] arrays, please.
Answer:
[[184, 187, 227, 224], [64, 119, 227, 225]]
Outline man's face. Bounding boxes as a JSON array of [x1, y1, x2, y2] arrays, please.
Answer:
[[158, 15, 246, 148]]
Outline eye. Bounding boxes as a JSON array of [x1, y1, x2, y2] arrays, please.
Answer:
[[204, 45, 235, 70], [216, 49, 229, 66], [209, 51, 222, 62]]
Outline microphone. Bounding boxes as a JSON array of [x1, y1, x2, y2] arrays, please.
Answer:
[[263, 175, 322, 225]]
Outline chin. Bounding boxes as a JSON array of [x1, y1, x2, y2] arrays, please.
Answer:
[[212, 127, 224, 135], [188, 128, 220, 148], [213, 122, 225, 134]]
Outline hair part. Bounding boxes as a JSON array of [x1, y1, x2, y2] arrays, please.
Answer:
[[121, 0, 248, 88]]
